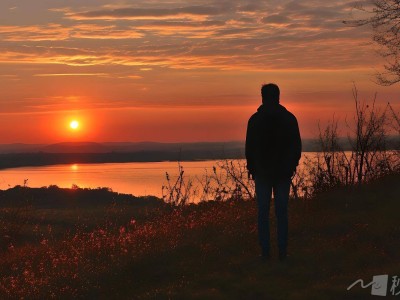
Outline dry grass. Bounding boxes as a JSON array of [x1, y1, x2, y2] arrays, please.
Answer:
[[0, 173, 399, 299]]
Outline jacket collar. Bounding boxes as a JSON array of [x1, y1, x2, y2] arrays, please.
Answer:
[[257, 103, 286, 113]]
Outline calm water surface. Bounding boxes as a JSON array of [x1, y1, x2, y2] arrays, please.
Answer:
[[0, 155, 313, 198], [0, 161, 223, 198]]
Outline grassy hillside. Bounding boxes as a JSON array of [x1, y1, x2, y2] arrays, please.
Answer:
[[0, 174, 399, 299]]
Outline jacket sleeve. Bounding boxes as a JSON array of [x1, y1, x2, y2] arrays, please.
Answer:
[[245, 117, 256, 175], [291, 116, 302, 170]]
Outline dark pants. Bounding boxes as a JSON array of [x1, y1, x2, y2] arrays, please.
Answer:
[[254, 175, 291, 255]]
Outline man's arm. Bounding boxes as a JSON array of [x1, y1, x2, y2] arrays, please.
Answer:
[[245, 117, 256, 177], [291, 116, 302, 169]]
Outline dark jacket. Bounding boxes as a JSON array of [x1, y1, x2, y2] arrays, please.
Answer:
[[245, 103, 302, 180]]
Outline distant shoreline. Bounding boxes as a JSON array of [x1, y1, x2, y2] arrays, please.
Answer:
[[0, 137, 398, 170], [0, 150, 326, 170], [0, 151, 245, 170], [1, 149, 397, 171]]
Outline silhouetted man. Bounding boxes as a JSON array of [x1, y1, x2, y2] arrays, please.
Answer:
[[246, 83, 301, 261]]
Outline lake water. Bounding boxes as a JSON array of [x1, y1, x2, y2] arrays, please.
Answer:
[[0, 160, 225, 198], [0, 155, 314, 198]]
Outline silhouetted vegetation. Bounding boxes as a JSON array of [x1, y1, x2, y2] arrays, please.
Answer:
[[0, 173, 399, 298], [297, 86, 400, 195], [162, 159, 255, 205], [0, 186, 165, 252]]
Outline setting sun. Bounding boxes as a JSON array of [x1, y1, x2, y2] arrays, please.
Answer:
[[70, 120, 79, 130]]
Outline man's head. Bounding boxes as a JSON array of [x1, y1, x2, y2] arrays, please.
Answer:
[[261, 83, 280, 105]]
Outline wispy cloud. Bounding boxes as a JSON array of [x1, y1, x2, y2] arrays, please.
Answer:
[[0, 0, 372, 71], [68, 5, 224, 20], [34, 73, 109, 77], [0, 0, 388, 114], [0, 24, 143, 41]]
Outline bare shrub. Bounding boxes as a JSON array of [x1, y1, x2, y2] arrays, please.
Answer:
[[161, 162, 196, 206], [304, 86, 399, 196], [162, 159, 255, 205], [200, 159, 255, 202]]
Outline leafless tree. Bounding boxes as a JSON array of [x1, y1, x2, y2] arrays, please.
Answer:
[[347, 86, 390, 182], [345, 0, 400, 85]]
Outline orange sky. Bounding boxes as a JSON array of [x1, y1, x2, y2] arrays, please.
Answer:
[[0, 0, 399, 143]]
